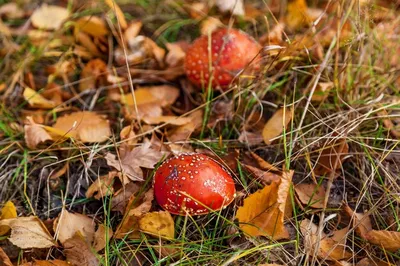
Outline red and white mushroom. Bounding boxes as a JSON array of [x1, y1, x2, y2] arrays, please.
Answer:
[[184, 28, 261, 89], [153, 153, 236, 216]]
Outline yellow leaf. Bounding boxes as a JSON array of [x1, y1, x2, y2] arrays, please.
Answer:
[[0, 216, 55, 249], [0, 201, 17, 236], [235, 170, 293, 240], [105, 0, 127, 29], [286, 0, 323, 30], [142, 116, 192, 126], [51, 111, 111, 143], [295, 183, 326, 209], [23, 87, 56, 109], [139, 211, 175, 240], [19, 260, 70, 266], [262, 107, 292, 145], [75, 16, 108, 37], [31, 4, 69, 30]]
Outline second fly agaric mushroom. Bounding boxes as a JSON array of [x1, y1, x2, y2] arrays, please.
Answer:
[[153, 153, 236, 216], [184, 28, 261, 89]]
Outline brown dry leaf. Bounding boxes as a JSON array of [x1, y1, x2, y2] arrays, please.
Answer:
[[295, 183, 326, 209], [79, 58, 108, 92], [235, 170, 293, 240], [75, 32, 102, 57], [167, 109, 203, 142], [343, 205, 372, 239], [250, 152, 280, 172], [24, 87, 56, 109], [259, 23, 285, 45], [122, 85, 179, 120], [356, 258, 392, 266], [200, 17, 224, 35], [314, 138, 349, 176], [63, 232, 99, 266], [300, 219, 352, 261], [93, 224, 113, 252], [120, 125, 138, 146], [216, 0, 244, 16], [75, 16, 108, 37], [105, 0, 127, 30], [31, 4, 69, 30], [312, 82, 334, 102], [262, 107, 292, 145], [0, 216, 55, 249], [0, 3, 24, 19], [51, 111, 111, 143], [111, 182, 140, 213], [124, 21, 143, 43], [142, 116, 192, 126], [0, 247, 12, 266], [86, 172, 117, 200], [24, 117, 53, 149], [19, 260, 70, 266], [139, 211, 175, 240], [54, 208, 95, 244], [115, 189, 154, 239], [0, 201, 17, 235], [165, 42, 187, 67], [366, 230, 400, 251], [379, 110, 400, 138], [106, 141, 168, 181], [242, 164, 281, 185]]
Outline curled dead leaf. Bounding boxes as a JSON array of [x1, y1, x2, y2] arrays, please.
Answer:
[[24, 87, 56, 109], [86, 172, 117, 200], [0, 247, 12, 266], [295, 183, 326, 209], [314, 138, 349, 176], [79, 59, 108, 92], [63, 232, 99, 266], [24, 117, 53, 149], [111, 182, 140, 213]]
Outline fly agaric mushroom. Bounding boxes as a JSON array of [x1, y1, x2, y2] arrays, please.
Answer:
[[184, 28, 261, 88], [153, 153, 236, 216]]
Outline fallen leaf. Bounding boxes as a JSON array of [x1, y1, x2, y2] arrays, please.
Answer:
[[0, 3, 24, 19], [79, 59, 108, 92], [75, 16, 108, 37], [300, 219, 352, 261], [242, 164, 281, 185], [139, 211, 175, 240], [262, 107, 292, 145], [93, 224, 113, 251], [105, 0, 127, 29], [63, 232, 99, 266], [356, 258, 392, 266], [142, 116, 192, 126], [312, 82, 334, 102], [0, 216, 55, 249], [235, 170, 293, 240], [366, 230, 400, 251], [51, 111, 111, 143], [165, 42, 187, 67], [124, 21, 143, 44], [75, 32, 102, 57], [314, 138, 349, 176], [19, 260, 70, 266], [167, 109, 203, 142], [295, 183, 326, 209], [111, 182, 140, 213], [24, 117, 53, 149], [24, 87, 56, 109], [286, 0, 323, 31], [86, 172, 117, 200], [343, 205, 372, 239], [122, 85, 179, 120], [216, 0, 244, 16], [0, 201, 17, 235], [0, 246, 12, 266], [115, 189, 154, 239], [259, 23, 285, 45], [54, 208, 95, 244], [379, 110, 400, 139], [250, 152, 280, 172], [106, 141, 168, 181], [31, 4, 69, 30], [200, 17, 224, 35]]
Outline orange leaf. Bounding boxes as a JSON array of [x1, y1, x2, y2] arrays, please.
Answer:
[[0, 247, 12, 266], [295, 183, 326, 209], [235, 170, 293, 240], [105, 0, 128, 29], [366, 230, 400, 251], [314, 138, 349, 176]]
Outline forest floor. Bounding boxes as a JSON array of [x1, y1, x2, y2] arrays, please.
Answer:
[[0, 0, 400, 265]]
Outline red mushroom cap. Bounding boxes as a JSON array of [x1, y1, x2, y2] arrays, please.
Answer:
[[153, 153, 236, 216], [184, 28, 261, 89]]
